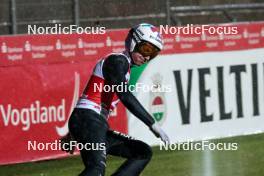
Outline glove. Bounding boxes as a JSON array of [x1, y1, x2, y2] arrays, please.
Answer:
[[60, 133, 75, 154], [150, 123, 170, 144]]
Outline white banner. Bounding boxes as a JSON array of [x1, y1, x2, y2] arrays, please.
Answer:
[[128, 48, 264, 145]]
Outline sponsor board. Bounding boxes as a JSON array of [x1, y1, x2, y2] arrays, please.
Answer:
[[0, 62, 128, 164], [128, 22, 264, 145], [128, 48, 264, 145], [0, 33, 128, 165]]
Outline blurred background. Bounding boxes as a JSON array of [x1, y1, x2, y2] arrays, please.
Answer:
[[0, 0, 264, 34]]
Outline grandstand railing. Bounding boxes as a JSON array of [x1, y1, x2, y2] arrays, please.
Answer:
[[1, 0, 264, 35], [169, 3, 264, 25]]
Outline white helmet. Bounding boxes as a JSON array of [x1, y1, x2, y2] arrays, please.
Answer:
[[125, 23, 163, 53]]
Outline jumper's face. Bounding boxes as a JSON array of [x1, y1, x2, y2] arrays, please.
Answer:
[[131, 52, 150, 65], [131, 42, 160, 65]]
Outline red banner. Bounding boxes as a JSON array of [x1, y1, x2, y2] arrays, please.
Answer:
[[0, 21, 264, 165], [0, 31, 128, 165]]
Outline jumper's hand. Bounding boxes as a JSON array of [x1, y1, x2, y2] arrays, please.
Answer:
[[150, 123, 170, 144]]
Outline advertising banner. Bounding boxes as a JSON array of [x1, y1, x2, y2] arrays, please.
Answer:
[[0, 32, 128, 165], [129, 48, 264, 145], [128, 22, 264, 145]]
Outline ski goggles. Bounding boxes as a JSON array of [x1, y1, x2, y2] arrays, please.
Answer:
[[135, 41, 160, 59]]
